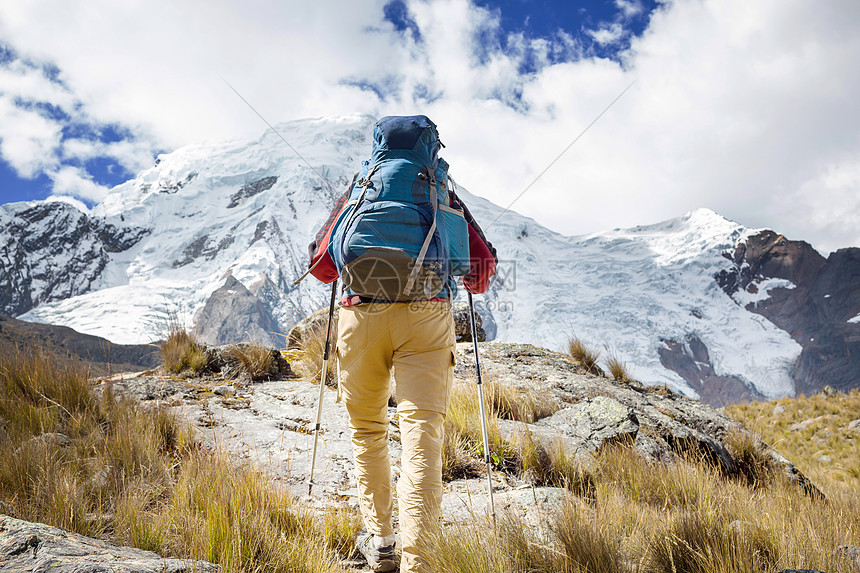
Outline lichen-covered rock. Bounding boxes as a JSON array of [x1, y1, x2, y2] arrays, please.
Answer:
[[441, 485, 568, 527], [452, 302, 485, 342], [0, 515, 217, 572], [529, 396, 639, 457]]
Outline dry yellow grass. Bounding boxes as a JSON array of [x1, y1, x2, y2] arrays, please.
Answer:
[[442, 380, 510, 479], [289, 318, 339, 387], [161, 328, 209, 374], [485, 375, 560, 423], [426, 384, 860, 573], [226, 342, 275, 381], [6, 340, 857, 573], [425, 438, 860, 572], [0, 346, 346, 572], [568, 336, 604, 376], [607, 352, 634, 383], [725, 390, 860, 493]]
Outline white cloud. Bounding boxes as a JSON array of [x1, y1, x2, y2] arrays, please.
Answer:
[[587, 23, 625, 46], [615, 0, 644, 18], [43, 193, 90, 213], [0, 94, 62, 177], [49, 165, 110, 202], [0, 0, 858, 252], [784, 159, 860, 254], [61, 137, 157, 174], [0, 59, 76, 111]]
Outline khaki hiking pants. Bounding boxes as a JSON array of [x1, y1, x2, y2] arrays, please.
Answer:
[[337, 300, 455, 573]]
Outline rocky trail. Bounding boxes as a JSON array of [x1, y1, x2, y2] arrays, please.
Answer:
[[100, 340, 821, 521]]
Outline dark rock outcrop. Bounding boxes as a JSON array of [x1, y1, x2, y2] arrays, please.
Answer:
[[658, 334, 765, 406], [0, 202, 149, 317], [0, 515, 217, 572], [227, 175, 279, 208], [716, 231, 860, 394], [452, 301, 485, 342], [194, 275, 279, 346]]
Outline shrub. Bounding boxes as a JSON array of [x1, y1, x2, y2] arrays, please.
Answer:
[[226, 343, 275, 381], [161, 328, 209, 374], [568, 336, 603, 376]]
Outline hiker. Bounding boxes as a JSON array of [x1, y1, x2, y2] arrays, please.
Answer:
[[305, 115, 497, 572]]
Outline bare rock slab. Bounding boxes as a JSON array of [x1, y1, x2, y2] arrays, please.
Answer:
[[0, 515, 217, 572], [532, 395, 639, 455]]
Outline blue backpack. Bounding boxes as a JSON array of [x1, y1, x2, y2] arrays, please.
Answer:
[[328, 115, 470, 301]]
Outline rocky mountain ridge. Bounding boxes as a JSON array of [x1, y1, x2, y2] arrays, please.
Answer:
[[0, 313, 158, 375], [716, 231, 860, 394]]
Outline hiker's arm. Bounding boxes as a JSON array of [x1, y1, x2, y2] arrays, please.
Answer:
[[449, 192, 497, 294], [463, 224, 496, 293]]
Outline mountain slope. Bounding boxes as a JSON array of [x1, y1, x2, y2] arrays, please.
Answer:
[[3, 114, 858, 403], [0, 313, 158, 375]]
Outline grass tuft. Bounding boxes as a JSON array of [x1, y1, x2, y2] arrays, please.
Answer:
[[513, 427, 595, 497], [485, 375, 559, 423], [554, 497, 626, 573], [723, 427, 775, 487], [161, 328, 210, 374], [226, 343, 275, 381], [650, 510, 779, 573], [420, 512, 562, 572], [442, 380, 515, 480], [568, 336, 604, 376], [606, 352, 634, 383], [324, 505, 363, 559], [290, 318, 338, 387]]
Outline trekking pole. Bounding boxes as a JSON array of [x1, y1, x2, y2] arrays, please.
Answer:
[[467, 292, 496, 523], [308, 280, 338, 496]]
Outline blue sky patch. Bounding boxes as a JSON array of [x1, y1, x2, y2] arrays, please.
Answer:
[[384, 0, 421, 41]]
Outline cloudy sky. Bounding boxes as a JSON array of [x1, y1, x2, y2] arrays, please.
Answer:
[[0, 0, 858, 254]]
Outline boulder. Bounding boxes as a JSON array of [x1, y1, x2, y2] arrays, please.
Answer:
[[522, 395, 639, 459], [452, 302, 485, 342], [837, 545, 860, 570], [0, 515, 217, 572]]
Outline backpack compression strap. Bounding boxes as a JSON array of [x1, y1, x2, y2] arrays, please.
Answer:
[[403, 169, 438, 296]]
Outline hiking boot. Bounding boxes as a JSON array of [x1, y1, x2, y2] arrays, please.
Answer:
[[356, 531, 397, 572]]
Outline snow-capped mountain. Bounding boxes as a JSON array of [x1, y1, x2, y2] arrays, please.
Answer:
[[2, 114, 858, 404]]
